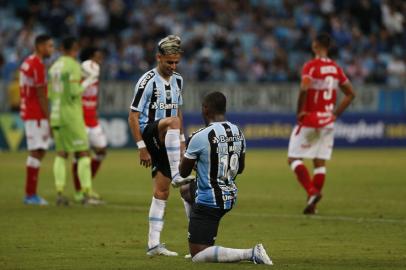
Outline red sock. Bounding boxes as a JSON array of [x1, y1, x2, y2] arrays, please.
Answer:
[[91, 159, 102, 178], [291, 161, 316, 196], [313, 167, 326, 192], [72, 162, 81, 191], [25, 166, 39, 196]]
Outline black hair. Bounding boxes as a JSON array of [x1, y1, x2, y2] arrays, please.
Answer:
[[203, 91, 227, 114], [315, 33, 331, 49], [62, 36, 78, 51], [80, 46, 100, 62], [35, 34, 51, 47]]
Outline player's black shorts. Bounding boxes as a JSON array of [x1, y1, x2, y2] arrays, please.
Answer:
[[188, 203, 230, 246], [142, 120, 171, 179]]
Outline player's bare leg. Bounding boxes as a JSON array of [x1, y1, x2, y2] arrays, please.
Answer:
[[147, 171, 178, 256], [24, 149, 48, 205], [158, 117, 194, 187]]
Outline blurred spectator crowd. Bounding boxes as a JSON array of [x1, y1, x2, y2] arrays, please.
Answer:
[[0, 0, 405, 86]]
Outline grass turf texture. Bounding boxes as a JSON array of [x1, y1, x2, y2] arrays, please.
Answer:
[[0, 149, 405, 270]]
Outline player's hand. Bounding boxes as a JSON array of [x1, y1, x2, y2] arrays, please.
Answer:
[[139, 148, 152, 168]]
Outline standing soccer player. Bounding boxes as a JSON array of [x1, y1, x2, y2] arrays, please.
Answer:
[[179, 92, 273, 265], [287, 33, 355, 214], [48, 37, 102, 206], [128, 35, 194, 256], [71, 47, 107, 202], [20, 34, 54, 205]]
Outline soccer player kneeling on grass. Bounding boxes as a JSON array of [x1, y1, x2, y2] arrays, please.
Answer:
[[178, 92, 273, 265]]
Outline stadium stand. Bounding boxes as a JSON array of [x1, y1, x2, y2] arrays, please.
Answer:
[[0, 0, 404, 85]]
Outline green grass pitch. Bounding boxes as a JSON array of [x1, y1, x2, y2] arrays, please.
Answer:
[[0, 149, 405, 270]]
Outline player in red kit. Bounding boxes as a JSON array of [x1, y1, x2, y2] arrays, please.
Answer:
[[72, 47, 107, 202], [288, 33, 355, 214], [19, 34, 54, 205]]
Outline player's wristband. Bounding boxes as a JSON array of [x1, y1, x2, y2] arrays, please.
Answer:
[[136, 140, 146, 149], [180, 134, 186, 142]]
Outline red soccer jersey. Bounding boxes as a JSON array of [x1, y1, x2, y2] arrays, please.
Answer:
[[82, 81, 99, 127], [300, 57, 348, 127], [19, 55, 47, 120]]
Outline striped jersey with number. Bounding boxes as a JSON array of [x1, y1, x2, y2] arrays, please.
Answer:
[[130, 68, 183, 133], [185, 121, 246, 210]]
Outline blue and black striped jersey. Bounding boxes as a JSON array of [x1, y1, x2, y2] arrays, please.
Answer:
[[130, 68, 183, 132], [185, 121, 246, 210]]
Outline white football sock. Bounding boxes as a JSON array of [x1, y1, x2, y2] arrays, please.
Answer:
[[165, 129, 181, 180], [27, 156, 41, 168], [192, 246, 253, 263], [182, 198, 191, 219], [148, 197, 166, 249]]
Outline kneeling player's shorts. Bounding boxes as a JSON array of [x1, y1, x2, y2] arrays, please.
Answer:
[[52, 122, 89, 152], [87, 124, 107, 148], [142, 119, 171, 179], [288, 124, 334, 160], [188, 203, 229, 246], [24, 119, 51, 151]]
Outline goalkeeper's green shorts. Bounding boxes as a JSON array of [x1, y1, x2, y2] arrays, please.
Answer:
[[52, 122, 89, 152]]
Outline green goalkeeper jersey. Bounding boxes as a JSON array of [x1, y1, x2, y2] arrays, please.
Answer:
[[49, 56, 85, 127]]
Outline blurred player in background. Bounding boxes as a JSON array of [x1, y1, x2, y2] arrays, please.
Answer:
[[19, 34, 54, 205], [179, 92, 272, 265], [288, 33, 355, 214], [48, 37, 102, 206], [71, 47, 107, 202], [128, 35, 194, 256]]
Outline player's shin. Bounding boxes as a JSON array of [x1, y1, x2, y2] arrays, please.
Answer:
[[290, 160, 316, 195], [53, 156, 66, 193], [148, 197, 166, 248], [313, 167, 326, 192], [91, 153, 105, 177], [77, 156, 92, 194], [192, 246, 253, 263], [165, 129, 181, 179], [26, 156, 41, 196]]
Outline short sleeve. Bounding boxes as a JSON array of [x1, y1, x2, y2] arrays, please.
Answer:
[[184, 133, 204, 160], [33, 61, 46, 87], [337, 66, 349, 85], [301, 62, 313, 80], [130, 73, 154, 112]]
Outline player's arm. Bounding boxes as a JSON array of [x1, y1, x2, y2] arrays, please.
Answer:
[[297, 76, 311, 121], [36, 85, 49, 119], [237, 152, 245, 174], [180, 132, 201, 177], [334, 81, 356, 119], [178, 108, 186, 155], [179, 157, 196, 178], [128, 110, 151, 167]]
